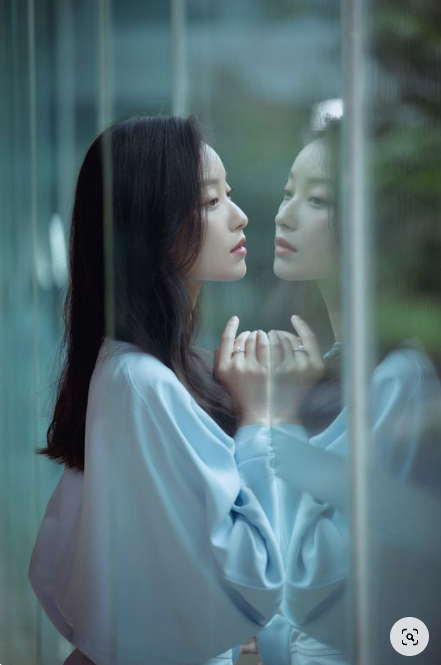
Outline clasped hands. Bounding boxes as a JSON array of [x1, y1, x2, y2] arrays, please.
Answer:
[[214, 315, 325, 427]]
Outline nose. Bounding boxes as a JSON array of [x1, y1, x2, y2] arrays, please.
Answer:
[[232, 201, 248, 230], [275, 200, 297, 230]]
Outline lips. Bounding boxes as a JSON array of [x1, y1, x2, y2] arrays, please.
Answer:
[[275, 237, 296, 252], [231, 237, 247, 253]]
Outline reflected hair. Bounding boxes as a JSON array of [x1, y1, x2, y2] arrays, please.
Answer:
[[299, 115, 344, 434], [40, 115, 239, 470], [301, 115, 341, 245]]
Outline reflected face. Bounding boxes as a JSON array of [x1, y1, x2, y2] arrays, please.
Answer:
[[274, 140, 338, 281], [188, 145, 249, 282]]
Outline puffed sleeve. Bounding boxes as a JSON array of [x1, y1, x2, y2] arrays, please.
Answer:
[[268, 347, 441, 652], [30, 349, 284, 665]]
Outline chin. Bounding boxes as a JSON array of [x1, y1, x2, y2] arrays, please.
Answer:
[[273, 258, 305, 281], [205, 264, 247, 282], [228, 263, 247, 281]]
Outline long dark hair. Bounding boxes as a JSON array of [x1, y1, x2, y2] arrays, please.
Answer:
[[299, 110, 441, 435], [40, 115, 239, 470], [298, 115, 344, 434]]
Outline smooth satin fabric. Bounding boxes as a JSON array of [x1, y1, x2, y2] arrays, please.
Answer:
[[260, 347, 441, 664], [29, 339, 283, 665]]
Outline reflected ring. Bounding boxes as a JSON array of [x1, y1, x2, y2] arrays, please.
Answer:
[[233, 345, 245, 354], [293, 344, 306, 352]]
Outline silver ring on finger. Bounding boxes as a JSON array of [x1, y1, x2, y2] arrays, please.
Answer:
[[293, 344, 306, 352], [233, 345, 245, 354]]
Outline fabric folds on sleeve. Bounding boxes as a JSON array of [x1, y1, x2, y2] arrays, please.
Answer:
[[29, 346, 284, 665], [266, 347, 441, 657]]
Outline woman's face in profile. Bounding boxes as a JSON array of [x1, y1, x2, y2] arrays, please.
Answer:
[[274, 139, 339, 282], [188, 144, 249, 282]]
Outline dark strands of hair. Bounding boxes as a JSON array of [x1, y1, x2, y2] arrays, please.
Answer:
[[298, 115, 344, 434], [39, 115, 240, 471], [298, 113, 441, 436]]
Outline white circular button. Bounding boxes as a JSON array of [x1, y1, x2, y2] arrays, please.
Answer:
[[390, 617, 429, 656]]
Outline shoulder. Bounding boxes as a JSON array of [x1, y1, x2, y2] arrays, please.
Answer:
[[96, 338, 192, 408], [374, 345, 436, 386], [91, 339, 234, 459], [372, 344, 440, 409]]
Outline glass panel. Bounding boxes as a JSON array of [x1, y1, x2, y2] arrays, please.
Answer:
[[10, 2, 441, 665], [0, 0, 345, 662], [362, 0, 441, 662]]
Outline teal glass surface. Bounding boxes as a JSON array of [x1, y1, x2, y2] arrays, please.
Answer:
[[1, 1, 440, 664]]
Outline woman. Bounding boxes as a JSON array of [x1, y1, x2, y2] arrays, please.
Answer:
[[28, 115, 285, 665], [257, 115, 441, 665]]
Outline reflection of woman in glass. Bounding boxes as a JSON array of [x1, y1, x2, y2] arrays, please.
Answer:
[[258, 114, 441, 665], [28, 116, 284, 665]]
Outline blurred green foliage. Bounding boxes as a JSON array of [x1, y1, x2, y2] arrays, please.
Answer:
[[368, 0, 441, 368]]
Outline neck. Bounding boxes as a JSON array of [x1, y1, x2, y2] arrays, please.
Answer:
[[317, 277, 342, 344], [186, 278, 202, 309]]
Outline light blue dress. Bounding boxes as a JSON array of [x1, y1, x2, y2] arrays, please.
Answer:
[[258, 346, 441, 665], [29, 339, 284, 665]]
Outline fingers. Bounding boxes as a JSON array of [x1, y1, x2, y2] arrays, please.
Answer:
[[234, 330, 251, 353], [219, 315, 318, 366], [268, 330, 283, 364], [220, 320, 317, 370], [256, 330, 270, 366], [233, 330, 269, 367], [276, 331, 311, 369], [218, 316, 240, 364], [278, 331, 298, 363], [244, 331, 257, 359], [269, 330, 303, 365], [291, 315, 322, 362], [278, 331, 300, 346]]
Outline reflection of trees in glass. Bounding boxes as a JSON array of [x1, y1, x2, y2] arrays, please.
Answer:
[[369, 0, 441, 367]]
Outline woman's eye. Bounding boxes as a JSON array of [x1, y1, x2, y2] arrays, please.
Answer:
[[226, 189, 234, 199], [309, 196, 328, 207], [207, 198, 219, 207], [283, 190, 292, 200]]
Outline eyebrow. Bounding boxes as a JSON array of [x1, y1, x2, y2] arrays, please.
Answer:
[[289, 174, 332, 185], [306, 176, 332, 185], [202, 174, 228, 186]]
